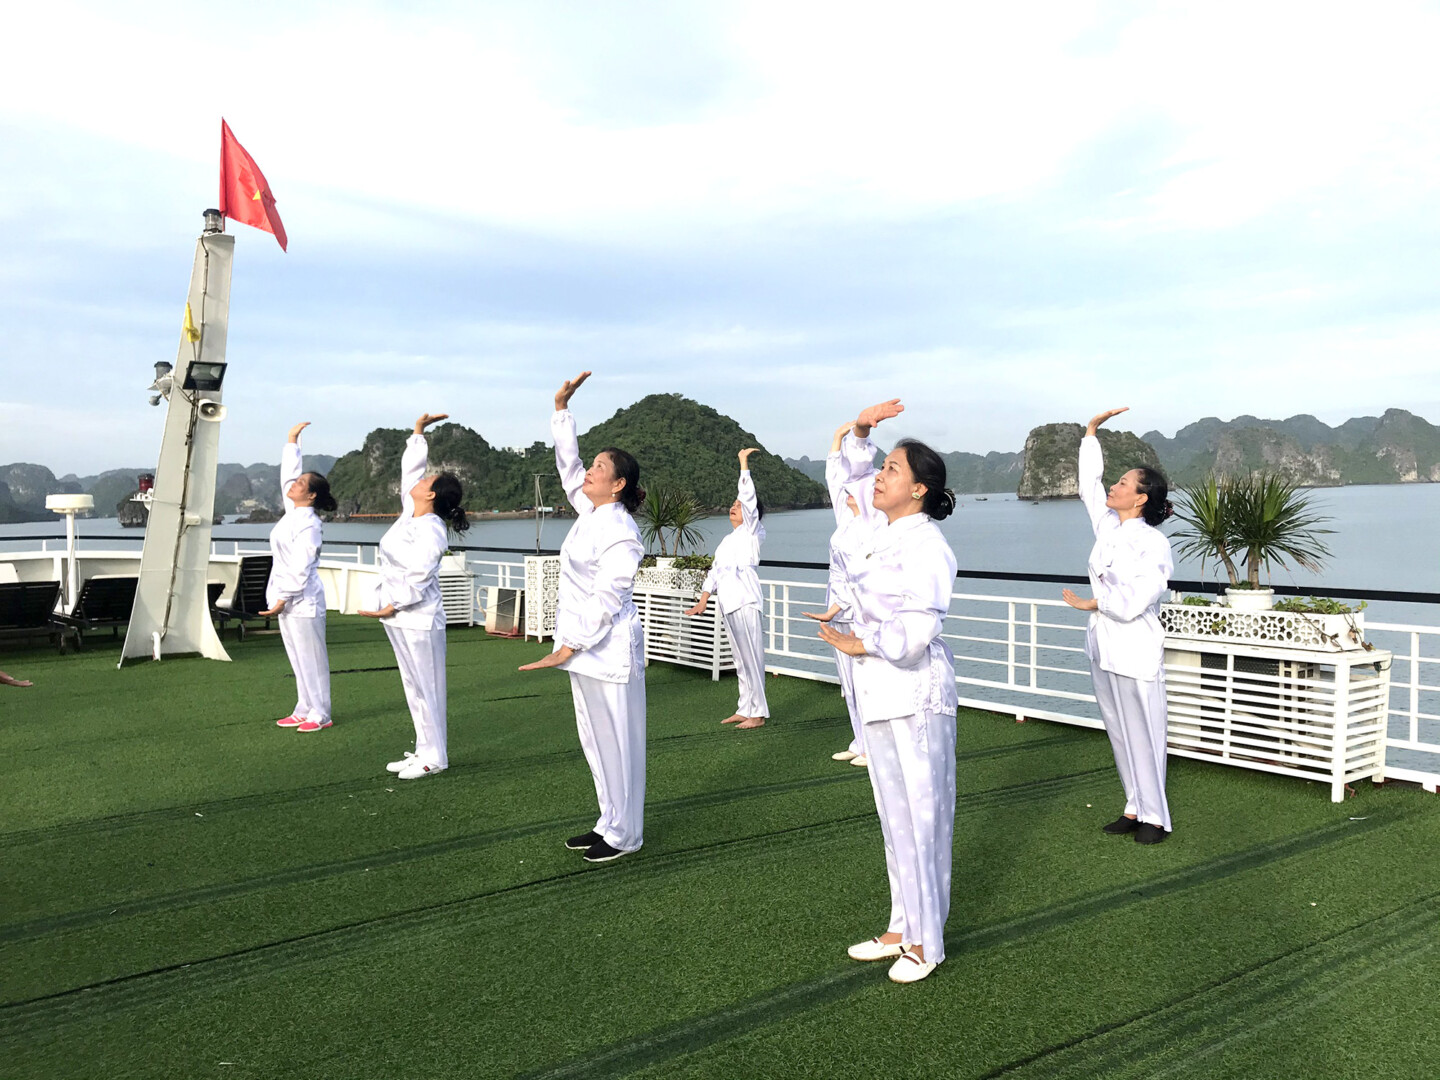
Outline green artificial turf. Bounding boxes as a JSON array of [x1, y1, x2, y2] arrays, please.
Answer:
[[2, 619, 1438, 1079]]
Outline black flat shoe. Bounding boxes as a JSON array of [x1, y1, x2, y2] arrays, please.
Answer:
[[1102, 816, 1140, 835], [583, 839, 628, 863], [1134, 823, 1170, 844], [566, 830, 602, 851]]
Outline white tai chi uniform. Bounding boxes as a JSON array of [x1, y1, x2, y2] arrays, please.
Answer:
[[268, 440, 331, 724], [374, 434, 450, 770], [551, 409, 647, 853], [842, 433, 959, 964], [701, 470, 769, 719], [1078, 435, 1175, 832], [824, 448, 870, 756]]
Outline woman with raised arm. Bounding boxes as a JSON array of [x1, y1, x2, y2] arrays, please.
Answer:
[[261, 422, 338, 733], [359, 413, 469, 780], [519, 372, 648, 864], [1061, 407, 1176, 845], [683, 447, 769, 728], [817, 399, 959, 985], [803, 419, 877, 766]]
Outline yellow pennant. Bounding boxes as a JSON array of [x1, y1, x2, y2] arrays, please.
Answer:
[[183, 302, 201, 343]]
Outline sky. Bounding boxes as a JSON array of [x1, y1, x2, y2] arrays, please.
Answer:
[[3, 0, 1439, 476]]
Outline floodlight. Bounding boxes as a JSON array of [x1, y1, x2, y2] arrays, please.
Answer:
[[182, 361, 227, 391]]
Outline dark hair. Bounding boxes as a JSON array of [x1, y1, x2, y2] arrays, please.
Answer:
[[1135, 467, 1173, 527], [301, 472, 338, 514], [431, 472, 470, 534], [896, 439, 956, 521], [601, 447, 645, 514]]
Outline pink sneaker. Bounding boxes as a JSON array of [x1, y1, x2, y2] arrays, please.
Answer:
[[276, 715, 304, 728], [296, 718, 333, 733]]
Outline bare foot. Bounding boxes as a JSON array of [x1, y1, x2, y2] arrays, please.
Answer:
[[735, 717, 766, 729], [721, 714, 744, 724]]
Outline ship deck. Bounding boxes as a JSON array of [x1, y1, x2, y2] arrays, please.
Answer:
[[2, 619, 1439, 1079]]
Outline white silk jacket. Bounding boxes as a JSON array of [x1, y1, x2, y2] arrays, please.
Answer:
[[551, 410, 646, 683], [266, 441, 326, 617], [373, 434, 449, 631], [837, 433, 959, 723], [823, 450, 868, 620], [701, 470, 765, 614], [1078, 435, 1174, 680]]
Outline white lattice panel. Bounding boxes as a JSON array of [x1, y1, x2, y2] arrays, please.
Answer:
[[1164, 641, 1391, 802], [438, 572, 474, 626], [634, 584, 735, 680], [1160, 603, 1366, 651], [524, 555, 561, 642]]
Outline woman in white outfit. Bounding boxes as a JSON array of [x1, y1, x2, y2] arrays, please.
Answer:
[[359, 413, 469, 781], [1061, 407, 1176, 845], [804, 419, 877, 767], [519, 372, 647, 864], [262, 421, 336, 732], [684, 448, 769, 729], [818, 401, 959, 985]]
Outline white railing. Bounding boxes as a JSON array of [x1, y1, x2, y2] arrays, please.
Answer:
[[1365, 622, 1440, 793]]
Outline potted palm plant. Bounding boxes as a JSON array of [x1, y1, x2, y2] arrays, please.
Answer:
[[638, 486, 705, 564], [1172, 472, 1333, 611]]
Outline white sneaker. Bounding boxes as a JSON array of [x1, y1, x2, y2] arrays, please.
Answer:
[[386, 752, 418, 774], [397, 760, 446, 780], [848, 936, 905, 962], [850, 754, 869, 767], [832, 750, 858, 761], [888, 951, 937, 983]]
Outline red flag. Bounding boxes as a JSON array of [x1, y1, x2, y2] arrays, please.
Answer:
[[218, 119, 288, 251]]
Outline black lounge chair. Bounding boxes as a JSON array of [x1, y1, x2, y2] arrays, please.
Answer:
[[0, 581, 74, 652], [216, 555, 275, 640], [55, 575, 140, 648]]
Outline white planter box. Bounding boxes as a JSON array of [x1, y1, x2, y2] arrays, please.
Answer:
[[633, 578, 734, 680], [1164, 639, 1391, 802], [1160, 603, 1366, 652]]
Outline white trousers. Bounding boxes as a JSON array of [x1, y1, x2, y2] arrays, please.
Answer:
[[384, 624, 448, 769], [279, 612, 331, 723], [1090, 657, 1172, 832], [864, 709, 957, 964], [832, 620, 863, 756], [723, 604, 770, 718], [570, 669, 647, 852]]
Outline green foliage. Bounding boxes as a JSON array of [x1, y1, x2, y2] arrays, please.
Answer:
[[1174, 472, 1333, 587], [672, 553, 714, 571], [638, 485, 706, 556], [578, 394, 827, 511], [1180, 594, 1220, 606], [1273, 596, 1366, 615], [327, 397, 826, 517]]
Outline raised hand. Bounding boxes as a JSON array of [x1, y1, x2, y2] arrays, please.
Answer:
[[738, 447, 760, 466], [287, 421, 311, 443], [857, 399, 904, 431], [555, 371, 592, 411], [414, 413, 449, 434], [1085, 407, 1129, 437]]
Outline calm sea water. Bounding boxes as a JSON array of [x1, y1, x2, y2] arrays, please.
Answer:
[[4, 484, 1435, 619]]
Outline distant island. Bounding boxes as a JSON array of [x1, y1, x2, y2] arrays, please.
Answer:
[[5, 406, 1439, 521]]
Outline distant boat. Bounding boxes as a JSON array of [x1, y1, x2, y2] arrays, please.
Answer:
[[975, 496, 988, 501]]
